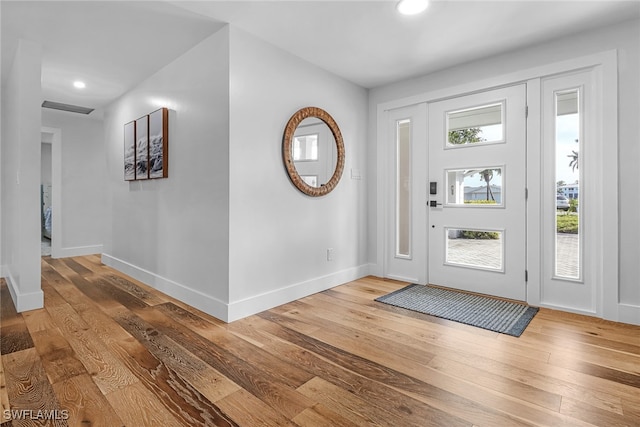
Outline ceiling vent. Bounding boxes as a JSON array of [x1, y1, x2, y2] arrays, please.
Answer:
[[42, 100, 94, 115]]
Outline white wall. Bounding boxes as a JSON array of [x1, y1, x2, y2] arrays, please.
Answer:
[[103, 25, 368, 322], [227, 27, 368, 320], [0, 1, 3, 278], [42, 109, 106, 256], [0, 39, 43, 311], [369, 19, 640, 312], [102, 27, 231, 320]]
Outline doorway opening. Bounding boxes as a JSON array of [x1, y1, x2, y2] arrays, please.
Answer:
[[41, 126, 61, 259], [41, 131, 53, 256]]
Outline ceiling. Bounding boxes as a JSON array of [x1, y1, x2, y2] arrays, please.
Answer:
[[1, 1, 225, 115], [2, 1, 639, 117], [174, 0, 640, 88]]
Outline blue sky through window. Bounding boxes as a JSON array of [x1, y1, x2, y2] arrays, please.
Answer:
[[556, 113, 580, 185]]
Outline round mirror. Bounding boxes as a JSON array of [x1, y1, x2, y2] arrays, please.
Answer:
[[283, 107, 345, 197]]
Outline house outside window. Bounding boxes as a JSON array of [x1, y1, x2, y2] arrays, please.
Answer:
[[558, 184, 579, 199]]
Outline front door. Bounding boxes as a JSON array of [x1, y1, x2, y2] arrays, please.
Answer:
[[427, 85, 527, 301]]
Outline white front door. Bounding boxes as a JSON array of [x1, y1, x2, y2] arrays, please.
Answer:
[[427, 85, 527, 300]]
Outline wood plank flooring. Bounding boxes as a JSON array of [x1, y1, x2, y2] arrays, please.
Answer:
[[1, 255, 639, 426]]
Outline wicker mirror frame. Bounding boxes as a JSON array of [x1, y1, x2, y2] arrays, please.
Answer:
[[283, 107, 345, 197]]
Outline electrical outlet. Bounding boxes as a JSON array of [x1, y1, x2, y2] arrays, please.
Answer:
[[327, 248, 334, 261]]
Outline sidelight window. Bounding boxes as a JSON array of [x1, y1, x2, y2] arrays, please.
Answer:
[[396, 119, 411, 258], [554, 89, 581, 280]]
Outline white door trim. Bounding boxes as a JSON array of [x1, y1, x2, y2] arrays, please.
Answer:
[[380, 104, 427, 284], [375, 49, 620, 322], [527, 58, 619, 322]]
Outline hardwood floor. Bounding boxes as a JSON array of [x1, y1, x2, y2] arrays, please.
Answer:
[[1, 255, 639, 426]]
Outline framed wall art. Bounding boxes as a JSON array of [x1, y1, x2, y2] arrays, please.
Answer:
[[124, 107, 169, 181]]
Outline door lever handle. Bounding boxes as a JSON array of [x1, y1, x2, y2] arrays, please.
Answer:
[[429, 201, 442, 207]]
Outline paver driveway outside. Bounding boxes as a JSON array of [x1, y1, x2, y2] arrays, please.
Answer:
[[447, 233, 579, 278]]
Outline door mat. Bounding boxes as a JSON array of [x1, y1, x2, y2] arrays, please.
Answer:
[[375, 284, 538, 337]]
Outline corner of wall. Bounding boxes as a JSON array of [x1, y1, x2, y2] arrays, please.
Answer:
[[1, 38, 44, 312], [4, 271, 44, 312], [54, 245, 103, 259], [102, 253, 229, 321], [103, 25, 232, 318], [367, 262, 382, 278], [227, 24, 369, 315], [0, 50, 2, 275]]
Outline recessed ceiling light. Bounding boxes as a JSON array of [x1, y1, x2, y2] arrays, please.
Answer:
[[73, 81, 86, 89], [397, 0, 429, 16]]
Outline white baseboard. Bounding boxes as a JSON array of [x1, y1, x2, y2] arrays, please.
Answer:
[[618, 303, 640, 326], [101, 253, 228, 321], [537, 301, 598, 318], [384, 274, 420, 284], [53, 244, 103, 259], [102, 255, 370, 323], [227, 264, 370, 322], [363, 264, 418, 283], [0, 264, 6, 278], [539, 300, 640, 326], [4, 271, 44, 312]]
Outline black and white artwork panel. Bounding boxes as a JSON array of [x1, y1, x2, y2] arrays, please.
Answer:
[[149, 108, 168, 179], [124, 121, 136, 181], [135, 116, 149, 180]]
